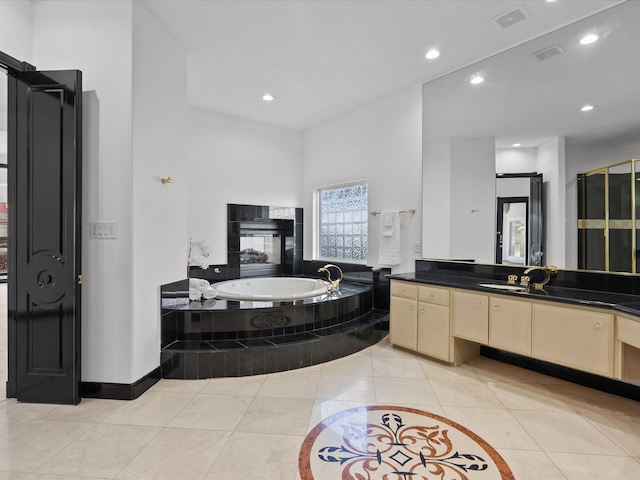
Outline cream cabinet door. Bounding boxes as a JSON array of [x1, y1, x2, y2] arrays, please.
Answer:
[[417, 302, 450, 361], [452, 290, 489, 344], [390, 295, 418, 350], [532, 303, 614, 377], [489, 296, 532, 356]]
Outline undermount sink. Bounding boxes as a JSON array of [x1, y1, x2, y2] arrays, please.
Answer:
[[478, 283, 528, 292]]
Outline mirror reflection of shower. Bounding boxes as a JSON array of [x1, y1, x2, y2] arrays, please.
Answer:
[[497, 198, 528, 265]]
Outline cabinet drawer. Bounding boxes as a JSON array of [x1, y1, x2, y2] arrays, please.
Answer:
[[418, 285, 449, 306], [391, 280, 418, 300]]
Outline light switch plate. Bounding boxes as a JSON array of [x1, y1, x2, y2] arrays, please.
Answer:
[[90, 221, 117, 239]]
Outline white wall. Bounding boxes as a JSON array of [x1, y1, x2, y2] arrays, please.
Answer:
[[187, 107, 303, 265], [537, 137, 565, 267], [131, 2, 188, 381], [302, 86, 422, 273], [564, 141, 640, 269], [422, 138, 451, 260], [496, 147, 537, 173], [449, 138, 496, 263], [31, 0, 135, 383]]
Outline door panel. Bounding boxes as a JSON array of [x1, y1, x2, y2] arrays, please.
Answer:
[[8, 69, 82, 404]]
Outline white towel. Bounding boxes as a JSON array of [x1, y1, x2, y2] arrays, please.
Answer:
[[382, 211, 395, 237], [201, 286, 217, 300], [378, 210, 401, 265], [189, 288, 202, 301], [189, 278, 210, 292]]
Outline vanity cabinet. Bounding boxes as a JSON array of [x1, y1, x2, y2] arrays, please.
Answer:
[[489, 296, 532, 356], [390, 281, 451, 360], [389, 281, 418, 350], [417, 285, 451, 361], [615, 314, 640, 385], [532, 303, 614, 377], [452, 290, 488, 344]]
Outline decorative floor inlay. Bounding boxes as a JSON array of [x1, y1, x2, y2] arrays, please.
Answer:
[[299, 405, 514, 480]]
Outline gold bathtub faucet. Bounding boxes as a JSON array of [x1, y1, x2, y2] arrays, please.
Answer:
[[318, 264, 343, 293]]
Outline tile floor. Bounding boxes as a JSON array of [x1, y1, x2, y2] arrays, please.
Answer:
[[1, 283, 639, 478]]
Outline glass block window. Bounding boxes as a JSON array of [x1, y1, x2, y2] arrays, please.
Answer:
[[317, 182, 368, 262]]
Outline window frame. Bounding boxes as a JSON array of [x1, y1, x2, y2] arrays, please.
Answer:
[[314, 179, 368, 264]]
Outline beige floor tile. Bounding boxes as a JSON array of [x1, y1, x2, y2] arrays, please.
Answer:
[[582, 413, 640, 456], [373, 376, 439, 405], [116, 427, 230, 480], [0, 399, 57, 420], [236, 396, 314, 435], [0, 471, 29, 479], [511, 410, 625, 455], [368, 338, 419, 359], [35, 423, 161, 478], [442, 406, 540, 450], [206, 432, 302, 480], [371, 357, 426, 378], [24, 474, 98, 480], [429, 378, 504, 408], [548, 452, 640, 479], [315, 375, 376, 402], [149, 378, 210, 393], [101, 391, 195, 427], [468, 356, 565, 385], [38, 398, 125, 424], [0, 417, 94, 472], [321, 355, 373, 376], [167, 393, 253, 431], [257, 373, 321, 399], [487, 381, 573, 412], [307, 400, 370, 432], [200, 374, 266, 396], [543, 383, 640, 416], [496, 449, 566, 480], [418, 357, 482, 381]]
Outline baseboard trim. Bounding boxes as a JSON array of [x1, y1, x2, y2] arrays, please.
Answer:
[[81, 367, 161, 401]]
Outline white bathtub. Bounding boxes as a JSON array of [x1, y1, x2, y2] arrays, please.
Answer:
[[213, 277, 329, 301]]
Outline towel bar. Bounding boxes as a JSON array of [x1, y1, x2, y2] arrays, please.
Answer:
[[370, 209, 415, 216]]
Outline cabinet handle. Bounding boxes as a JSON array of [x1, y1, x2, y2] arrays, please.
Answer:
[[494, 304, 501, 310], [475, 302, 482, 307], [430, 294, 435, 298], [408, 305, 413, 310], [401, 289, 405, 293], [420, 308, 425, 313], [595, 322, 602, 329]]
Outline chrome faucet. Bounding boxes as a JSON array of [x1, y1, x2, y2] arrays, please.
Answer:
[[522, 265, 558, 290], [317, 264, 343, 294]]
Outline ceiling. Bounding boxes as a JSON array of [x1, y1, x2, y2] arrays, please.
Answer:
[[141, 0, 624, 131]]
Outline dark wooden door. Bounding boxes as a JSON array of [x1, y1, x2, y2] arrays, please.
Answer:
[[7, 69, 82, 404]]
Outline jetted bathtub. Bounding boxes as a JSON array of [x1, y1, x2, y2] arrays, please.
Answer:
[[213, 277, 329, 301]]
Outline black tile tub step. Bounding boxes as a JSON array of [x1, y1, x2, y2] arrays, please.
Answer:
[[161, 309, 389, 379]]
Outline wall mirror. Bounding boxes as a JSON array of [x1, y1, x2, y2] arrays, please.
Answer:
[[421, 0, 640, 271]]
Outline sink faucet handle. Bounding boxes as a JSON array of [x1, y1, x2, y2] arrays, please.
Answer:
[[507, 275, 518, 284], [520, 275, 530, 286]]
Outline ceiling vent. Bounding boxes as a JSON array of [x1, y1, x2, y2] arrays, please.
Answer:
[[492, 7, 529, 29], [531, 45, 565, 61]]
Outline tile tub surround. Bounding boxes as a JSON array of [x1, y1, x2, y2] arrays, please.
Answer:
[[160, 280, 388, 379]]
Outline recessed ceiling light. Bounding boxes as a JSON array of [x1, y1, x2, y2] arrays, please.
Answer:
[[580, 34, 599, 45], [512, 143, 522, 147], [425, 49, 440, 60], [470, 75, 484, 85], [581, 104, 595, 112], [262, 93, 275, 102]]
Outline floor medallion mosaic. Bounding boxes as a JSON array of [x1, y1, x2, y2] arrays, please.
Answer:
[[299, 405, 515, 480]]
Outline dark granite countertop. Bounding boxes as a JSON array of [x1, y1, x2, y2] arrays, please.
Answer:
[[387, 271, 640, 319]]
